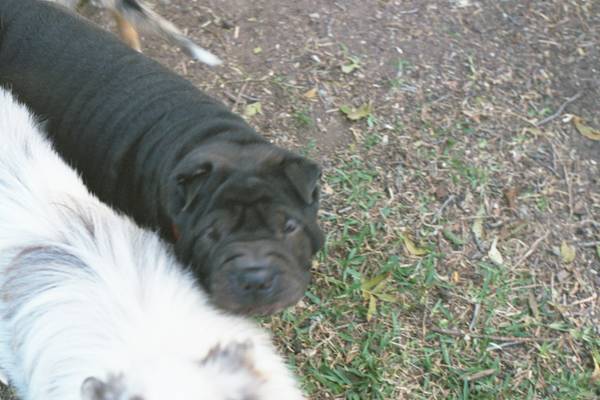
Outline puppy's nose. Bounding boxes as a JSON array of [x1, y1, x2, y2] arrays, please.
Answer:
[[234, 266, 278, 296]]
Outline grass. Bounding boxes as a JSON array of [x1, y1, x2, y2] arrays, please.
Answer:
[[293, 108, 315, 128], [216, 0, 600, 398], [263, 126, 600, 399]]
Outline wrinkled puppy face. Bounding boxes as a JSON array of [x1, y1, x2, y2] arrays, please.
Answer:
[[81, 342, 304, 400], [166, 142, 324, 315]]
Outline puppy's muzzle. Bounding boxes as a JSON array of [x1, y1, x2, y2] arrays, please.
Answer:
[[223, 246, 284, 301], [212, 240, 306, 314]]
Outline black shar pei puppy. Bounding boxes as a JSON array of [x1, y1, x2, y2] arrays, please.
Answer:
[[0, 0, 324, 315]]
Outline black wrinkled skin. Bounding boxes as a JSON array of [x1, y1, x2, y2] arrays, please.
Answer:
[[0, 0, 324, 315]]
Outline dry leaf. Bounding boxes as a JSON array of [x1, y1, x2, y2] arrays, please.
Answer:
[[361, 290, 370, 302], [420, 106, 431, 122], [372, 277, 391, 294], [472, 206, 485, 243], [521, 126, 543, 136], [556, 268, 570, 282], [366, 293, 377, 321], [573, 116, 600, 141], [528, 291, 540, 319], [244, 102, 262, 117], [443, 228, 465, 247], [321, 183, 334, 195], [361, 272, 398, 320], [434, 183, 449, 201], [340, 103, 372, 121], [592, 351, 600, 385], [503, 187, 518, 210], [341, 64, 357, 74], [374, 293, 399, 303], [401, 235, 428, 256], [462, 109, 482, 123], [455, 0, 473, 7], [341, 58, 360, 74], [560, 241, 576, 263], [361, 273, 389, 292], [451, 271, 460, 283], [488, 237, 504, 266], [303, 88, 318, 99]]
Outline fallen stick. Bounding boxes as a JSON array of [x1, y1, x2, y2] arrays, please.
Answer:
[[430, 327, 559, 343], [513, 231, 550, 269], [535, 92, 583, 126]]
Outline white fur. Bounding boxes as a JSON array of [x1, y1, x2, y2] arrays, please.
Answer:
[[0, 89, 302, 399]]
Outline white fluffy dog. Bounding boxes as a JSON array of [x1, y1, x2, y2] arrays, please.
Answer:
[[0, 89, 303, 400]]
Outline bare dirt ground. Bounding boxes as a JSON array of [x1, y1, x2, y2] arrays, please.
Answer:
[[1, 0, 599, 399]]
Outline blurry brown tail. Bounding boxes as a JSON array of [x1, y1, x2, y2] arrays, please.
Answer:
[[114, 0, 222, 65]]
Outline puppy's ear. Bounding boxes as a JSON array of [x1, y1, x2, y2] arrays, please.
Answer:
[[81, 377, 108, 400], [284, 158, 322, 204]]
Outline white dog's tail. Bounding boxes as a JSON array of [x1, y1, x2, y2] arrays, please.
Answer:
[[115, 0, 222, 66]]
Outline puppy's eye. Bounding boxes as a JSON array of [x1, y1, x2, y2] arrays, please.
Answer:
[[176, 163, 213, 185], [283, 218, 299, 234], [204, 227, 221, 242]]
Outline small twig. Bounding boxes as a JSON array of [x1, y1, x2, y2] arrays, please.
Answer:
[[431, 327, 559, 343], [486, 341, 522, 351], [546, 139, 560, 177], [571, 219, 600, 228], [463, 368, 496, 382], [528, 291, 540, 319], [223, 90, 260, 103], [565, 335, 582, 364], [223, 77, 270, 85], [433, 194, 456, 223], [398, 8, 419, 15], [563, 163, 574, 217], [177, 60, 188, 76], [231, 81, 249, 113], [473, 232, 487, 253], [513, 231, 550, 269], [568, 293, 598, 307], [469, 303, 481, 331], [536, 91, 583, 126], [429, 93, 451, 104], [511, 283, 543, 291], [576, 241, 600, 248], [421, 309, 427, 341], [333, 2, 347, 12]]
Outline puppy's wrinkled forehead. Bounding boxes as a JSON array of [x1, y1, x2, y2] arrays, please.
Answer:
[[190, 141, 288, 171]]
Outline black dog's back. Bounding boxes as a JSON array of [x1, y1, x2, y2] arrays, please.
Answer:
[[0, 0, 258, 225]]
